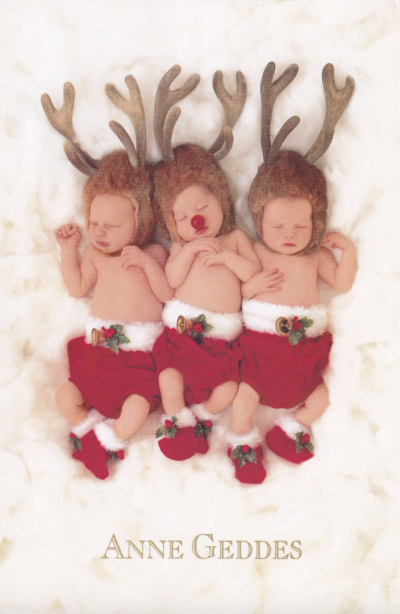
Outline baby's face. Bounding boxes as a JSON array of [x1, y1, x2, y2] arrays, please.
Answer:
[[88, 193, 136, 254], [172, 184, 223, 243], [262, 197, 313, 255]]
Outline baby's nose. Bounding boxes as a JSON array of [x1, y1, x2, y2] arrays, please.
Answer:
[[191, 215, 205, 230]]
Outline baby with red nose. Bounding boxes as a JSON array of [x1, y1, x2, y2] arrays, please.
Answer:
[[152, 142, 269, 461], [228, 63, 357, 484], [151, 66, 278, 461]]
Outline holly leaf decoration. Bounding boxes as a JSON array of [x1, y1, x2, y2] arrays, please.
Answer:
[[191, 314, 214, 344], [295, 431, 314, 453], [155, 416, 178, 439], [288, 317, 314, 346], [70, 435, 82, 451], [231, 445, 256, 467], [105, 324, 131, 354], [289, 330, 303, 346]]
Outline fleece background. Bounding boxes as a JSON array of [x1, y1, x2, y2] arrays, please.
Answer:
[[1, 1, 399, 612]]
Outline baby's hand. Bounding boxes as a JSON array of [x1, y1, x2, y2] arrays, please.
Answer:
[[198, 249, 228, 267], [55, 224, 81, 249], [247, 269, 284, 295], [120, 245, 149, 270], [187, 237, 224, 256], [323, 232, 354, 252]]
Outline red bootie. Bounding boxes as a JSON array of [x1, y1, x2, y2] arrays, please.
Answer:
[[226, 428, 266, 484], [265, 424, 314, 465], [71, 420, 126, 479], [190, 403, 218, 455], [193, 419, 212, 454], [228, 445, 267, 484], [71, 429, 109, 479], [156, 408, 197, 461]]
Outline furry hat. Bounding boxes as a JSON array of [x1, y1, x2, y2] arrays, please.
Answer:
[[249, 150, 327, 256], [83, 150, 154, 248], [152, 143, 236, 243]]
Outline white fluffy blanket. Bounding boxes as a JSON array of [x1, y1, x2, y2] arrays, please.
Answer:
[[1, 1, 399, 612]]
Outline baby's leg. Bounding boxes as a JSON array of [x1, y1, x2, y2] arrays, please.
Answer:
[[55, 381, 89, 426], [114, 394, 150, 440], [230, 382, 260, 434], [158, 367, 185, 416], [294, 383, 330, 427], [204, 380, 239, 416]]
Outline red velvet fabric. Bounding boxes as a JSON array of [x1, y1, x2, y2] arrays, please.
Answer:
[[68, 336, 160, 419], [152, 327, 242, 405], [239, 329, 332, 408]]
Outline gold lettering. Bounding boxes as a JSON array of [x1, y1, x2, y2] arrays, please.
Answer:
[[169, 540, 184, 559], [148, 541, 166, 559], [219, 541, 234, 559], [236, 541, 253, 559], [274, 541, 289, 559], [255, 541, 271, 559], [290, 540, 302, 559], [192, 534, 216, 559], [127, 541, 145, 559], [101, 534, 125, 559]]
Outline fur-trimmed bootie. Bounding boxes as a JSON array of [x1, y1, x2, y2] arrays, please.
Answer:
[[71, 418, 127, 479], [265, 412, 314, 464], [156, 408, 197, 461], [226, 428, 266, 484], [190, 403, 217, 455]]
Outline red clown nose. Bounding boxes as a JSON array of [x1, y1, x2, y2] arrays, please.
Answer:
[[191, 215, 205, 230]]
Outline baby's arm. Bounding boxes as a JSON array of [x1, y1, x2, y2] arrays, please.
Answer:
[[55, 224, 97, 298], [200, 229, 261, 282], [318, 232, 357, 292], [242, 243, 284, 298], [120, 243, 174, 302], [165, 238, 224, 288]]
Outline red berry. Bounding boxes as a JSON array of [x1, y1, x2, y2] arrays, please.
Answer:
[[301, 433, 310, 444], [116, 450, 125, 460], [292, 317, 301, 331], [204, 420, 212, 428], [165, 420, 174, 429], [242, 445, 250, 454], [193, 322, 203, 333]]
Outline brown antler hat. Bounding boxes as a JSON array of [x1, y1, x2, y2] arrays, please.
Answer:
[[41, 75, 154, 247], [153, 143, 235, 243], [83, 150, 154, 247], [249, 63, 354, 256], [152, 66, 247, 243]]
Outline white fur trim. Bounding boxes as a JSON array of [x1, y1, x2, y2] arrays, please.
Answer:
[[242, 300, 328, 338], [226, 427, 263, 449], [275, 411, 312, 439], [190, 403, 218, 422], [162, 407, 197, 428], [94, 420, 127, 452], [71, 409, 104, 439], [162, 299, 243, 341], [85, 317, 163, 352]]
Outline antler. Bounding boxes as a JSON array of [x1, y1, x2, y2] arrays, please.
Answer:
[[154, 65, 201, 163], [260, 62, 300, 167], [105, 75, 147, 168], [208, 70, 247, 161], [304, 63, 355, 164], [41, 82, 101, 176]]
